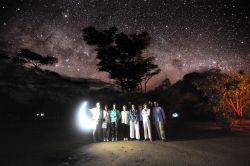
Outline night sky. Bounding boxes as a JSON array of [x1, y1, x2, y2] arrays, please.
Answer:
[[0, 0, 249, 88]]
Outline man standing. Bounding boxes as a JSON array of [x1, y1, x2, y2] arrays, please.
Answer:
[[90, 102, 102, 142], [153, 101, 167, 142], [110, 104, 120, 141], [102, 105, 111, 142], [130, 104, 140, 140], [121, 105, 130, 140], [142, 103, 152, 141]]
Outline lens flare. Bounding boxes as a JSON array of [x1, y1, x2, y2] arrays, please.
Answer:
[[172, 112, 179, 118], [76, 101, 94, 131]]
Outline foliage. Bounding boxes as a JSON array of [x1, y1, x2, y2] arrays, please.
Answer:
[[139, 57, 161, 92], [0, 53, 10, 60], [193, 69, 250, 130], [12, 49, 58, 69], [82, 26, 160, 92]]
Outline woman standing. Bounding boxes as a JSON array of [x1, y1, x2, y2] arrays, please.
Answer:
[[142, 103, 152, 141], [110, 104, 120, 141], [102, 105, 110, 142], [121, 105, 130, 140], [130, 104, 140, 140]]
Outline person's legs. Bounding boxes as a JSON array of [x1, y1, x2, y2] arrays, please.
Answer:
[[103, 127, 106, 141], [92, 120, 98, 142], [106, 123, 111, 141], [159, 121, 166, 140], [135, 122, 140, 140], [155, 122, 161, 140], [97, 120, 102, 141], [147, 119, 152, 140], [130, 121, 135, 139], [115, 122, 118, 141], [111, 122, 115, 141], [126, 124, 129, 139], [121, 123, 125, 140], [143, 120, 148, 140], [139, 121, 143, 140]]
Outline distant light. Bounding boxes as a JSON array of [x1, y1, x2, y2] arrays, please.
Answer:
[[76, 101, 94, 131], [41, 113, 44, 117], [36, 113, 39, 117], [172, 112, 179, 118]]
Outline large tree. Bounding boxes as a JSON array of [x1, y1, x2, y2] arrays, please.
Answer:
[[139, 57, 161, 92], [82, 26, 160, 92], [12, 49, 58, 69], [193, 69, 250, 130]]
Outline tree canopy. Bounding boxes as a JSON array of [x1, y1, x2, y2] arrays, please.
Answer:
[[82, 26, 160, 92], [192, 69, 250, 130], [12, 49, 58, 69]]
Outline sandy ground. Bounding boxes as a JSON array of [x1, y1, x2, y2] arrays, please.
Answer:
[[55, 137, 250, 166], [2, 121, 250, 166]]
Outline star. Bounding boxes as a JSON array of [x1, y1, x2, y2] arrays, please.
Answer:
[[0, 0, 249, 88]]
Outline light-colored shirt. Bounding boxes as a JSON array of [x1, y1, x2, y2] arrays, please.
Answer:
[[121, 110, 130, 124], [103, 110, 110, 123], [142, 108, 150, 121], [90, 107, 101, 120]]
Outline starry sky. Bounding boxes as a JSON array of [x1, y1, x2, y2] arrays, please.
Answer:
[[0, 0, 249, 88]]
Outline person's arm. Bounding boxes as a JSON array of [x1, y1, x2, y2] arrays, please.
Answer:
[[135, 110, 139, 122], [141, 109, 145, 117], [152, 108, 155, 123], [160, 107, 166, 123], [110, 110, 114, 119], [117, 110, 121, 123], [147, 109, 150, 117]]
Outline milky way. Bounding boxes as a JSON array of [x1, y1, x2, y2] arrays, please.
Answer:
[[0, 0, 249, 88]]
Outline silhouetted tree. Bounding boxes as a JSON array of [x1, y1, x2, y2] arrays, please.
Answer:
[[82, 26, 159, 92], [139, 57, 161, 92], [0, 53, 10, 60], [12, 49, 58, 69]]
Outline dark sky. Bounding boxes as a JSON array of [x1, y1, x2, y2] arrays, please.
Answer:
[[0, 0, 249, 88]]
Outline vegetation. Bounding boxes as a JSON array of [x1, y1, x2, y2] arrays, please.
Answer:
[[12, 49, 58, 69], [82, 26, 160, 93], [192, 69, 250, 130]]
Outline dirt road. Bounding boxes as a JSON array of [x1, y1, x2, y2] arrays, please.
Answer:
[[59, 136, 250, 166]]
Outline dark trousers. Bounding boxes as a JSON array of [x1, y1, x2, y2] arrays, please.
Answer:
[[121, 123, 129, 139], [151, 122, 158, 140], [139, 121, 144, 140], [103, 123, 111, 140], [111, 122, 118, 139]]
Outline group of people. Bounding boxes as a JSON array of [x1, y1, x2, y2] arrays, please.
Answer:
[[90, 101, 167, 142]]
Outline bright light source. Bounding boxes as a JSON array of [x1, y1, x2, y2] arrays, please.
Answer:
[[76, 101, 94, 131], [36, 113, 39, 116], [41, 113, 44, 117], [172, 112, 179, 118]]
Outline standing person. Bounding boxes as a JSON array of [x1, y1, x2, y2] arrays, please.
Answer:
[[142, 103, 152, 141], [153, 101, 167, 142], [102, 105, 111, 142], [138, 105, 144, 140], [121, 105, 130, 140], [130, 104, 140, 140], [148, 101, 156, 140], [110, 104, 120, 141], [90, 102, 102, 142]]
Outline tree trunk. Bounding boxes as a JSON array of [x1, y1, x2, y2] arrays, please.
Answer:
[[139, 82, 143, 93]]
